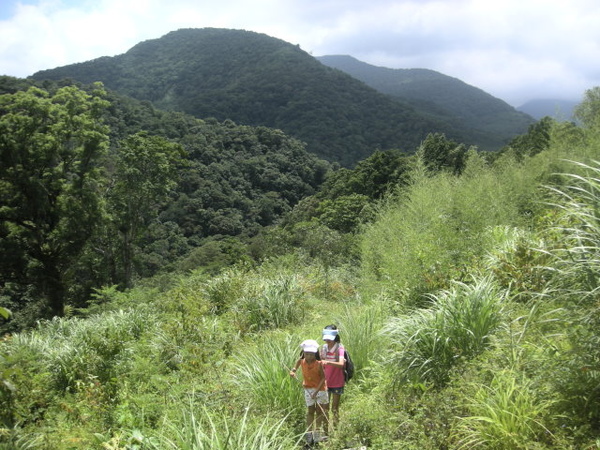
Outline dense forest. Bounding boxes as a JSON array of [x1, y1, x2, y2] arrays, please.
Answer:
[[0, 75, 331, 329], [2, 66, 600, 448], [30, 28, 534, 165]]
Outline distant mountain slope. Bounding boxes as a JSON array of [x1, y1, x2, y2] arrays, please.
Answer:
[[317, 55, 534, 148], [33, 28, 513, 166], [517, 99, 579, 121]]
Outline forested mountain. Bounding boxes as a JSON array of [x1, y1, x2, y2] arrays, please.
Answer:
[[317, 55, 534, 149], [33, 28, 519, 166]]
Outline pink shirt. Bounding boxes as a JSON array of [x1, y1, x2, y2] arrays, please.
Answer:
[[321, 343, 345, 388]]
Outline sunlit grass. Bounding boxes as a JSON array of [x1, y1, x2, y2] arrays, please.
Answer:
[[9, 309, 157, 391], [334, 302, 386, 379], [232, 274, 307, 333]]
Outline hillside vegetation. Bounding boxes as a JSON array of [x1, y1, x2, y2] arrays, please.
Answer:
[[2, 78, 600, 448], [31, 28, 527, 166], [0, 76, 330, 329], [318, 55, 534, 149]]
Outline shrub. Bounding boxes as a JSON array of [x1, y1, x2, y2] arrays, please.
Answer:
[[201, 268, 249, 315], [329, 391, 422, 449], [483, 225, 555, 298]]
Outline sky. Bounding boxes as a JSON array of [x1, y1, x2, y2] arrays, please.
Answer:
[[0, 0, 599, 107]]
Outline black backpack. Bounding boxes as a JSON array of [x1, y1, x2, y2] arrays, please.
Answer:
[[342, 347, 354, 382]]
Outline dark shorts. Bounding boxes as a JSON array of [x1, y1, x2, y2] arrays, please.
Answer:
[[328, 387, 344, 395]]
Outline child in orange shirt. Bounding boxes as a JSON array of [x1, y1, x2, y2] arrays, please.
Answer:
[[290, 339, 329, 444]]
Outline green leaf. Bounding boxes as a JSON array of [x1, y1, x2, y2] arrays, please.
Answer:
[[0, 306, 11, 320]]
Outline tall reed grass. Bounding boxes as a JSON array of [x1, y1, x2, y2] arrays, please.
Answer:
[[361, 156, 525, 308], [537, 160, 600, 429], [384, 276, 505, 386], [152, 405, 299, 450], [233, 275, 307, 333], [453, 369, 554, 449], [546, 160, 600, 296], [233, 332, 304, 422], [334, 302, 386, 378]]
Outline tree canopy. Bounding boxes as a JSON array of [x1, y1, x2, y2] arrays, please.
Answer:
[[0, 84, 110, 317]]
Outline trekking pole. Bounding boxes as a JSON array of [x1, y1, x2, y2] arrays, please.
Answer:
[[281, 361, 302, 384]]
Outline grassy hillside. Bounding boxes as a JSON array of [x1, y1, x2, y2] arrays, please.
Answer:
[[2, 89, 600, 448], [317, 55, 534, 150], [32, 28, 497, 166]]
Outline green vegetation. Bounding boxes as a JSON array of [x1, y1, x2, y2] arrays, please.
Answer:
[[30, 28, 523, 165], [3, 71, 600, 448], [317, 55, 534, 149], [0, 78, 330, 329]]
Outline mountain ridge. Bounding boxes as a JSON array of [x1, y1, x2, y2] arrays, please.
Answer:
[[316, 54, 534, 145], [32, 28, 532, 166], [516, 98, 579, 120]]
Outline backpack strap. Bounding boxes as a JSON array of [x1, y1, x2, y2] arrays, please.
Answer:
[[336, 344, 345, 362]]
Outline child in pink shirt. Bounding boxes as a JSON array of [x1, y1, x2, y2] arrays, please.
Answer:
[[320, 325, 346, 428]]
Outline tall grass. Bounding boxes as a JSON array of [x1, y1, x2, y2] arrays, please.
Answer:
[[334, 302, 386, 379], [233, 331, 305, 422], [9, 308, 157, 392], [152, 405, 299, 450], [361, 156, 525, 308], [537, 160, 600, 429], [232, 275, 307, 333], [546, 160, 600, 296], [453, 369, 554, 449], [384, 276, 505, 387]]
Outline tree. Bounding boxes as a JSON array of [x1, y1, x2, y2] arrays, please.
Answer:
[[506, 116, 554, 158], [574, 86, 600, 130], [108, 132, 185, 288], [316, 194, 371, 233], [0, 84, 110, 318], [417, 133, 468, 175], [319, 150, 411, 200]]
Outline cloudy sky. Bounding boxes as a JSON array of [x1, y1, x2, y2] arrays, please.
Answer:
[[0, 0, 598, 107]]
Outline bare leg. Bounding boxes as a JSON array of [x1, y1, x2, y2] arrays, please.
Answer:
[[317, 401, 329, 435], [330, 392, 341, 429], [306, 404, 316, 432]]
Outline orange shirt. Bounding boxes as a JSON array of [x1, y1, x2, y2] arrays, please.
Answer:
[[300, 359, 327, 390]]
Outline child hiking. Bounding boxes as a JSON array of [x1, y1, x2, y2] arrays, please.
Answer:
[[321, 324, 345, 429], [290, 339, 329, 445]]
